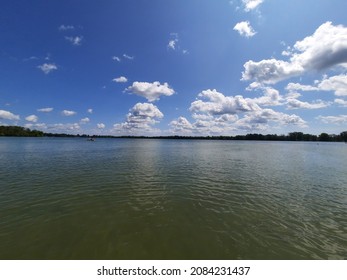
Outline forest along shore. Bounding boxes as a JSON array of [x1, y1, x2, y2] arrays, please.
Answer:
[[0, 125, 347, 142]]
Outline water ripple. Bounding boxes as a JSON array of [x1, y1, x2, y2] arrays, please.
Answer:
[[1, 139, 347, 259]]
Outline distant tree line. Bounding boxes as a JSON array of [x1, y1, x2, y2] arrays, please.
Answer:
[[0, 126, 44, 137], [120, 132, 347, 142], [1, 125, 347, 142]]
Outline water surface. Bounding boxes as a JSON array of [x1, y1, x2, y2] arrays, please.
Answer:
[[1, 137, 346, 259]]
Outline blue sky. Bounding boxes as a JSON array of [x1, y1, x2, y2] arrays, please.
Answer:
[[1, 0, 347, 136]]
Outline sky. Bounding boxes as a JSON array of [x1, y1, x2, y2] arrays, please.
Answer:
[[1, 0, 347, 136]]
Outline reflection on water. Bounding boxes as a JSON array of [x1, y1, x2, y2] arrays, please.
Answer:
[[0, 138, 347, 259]]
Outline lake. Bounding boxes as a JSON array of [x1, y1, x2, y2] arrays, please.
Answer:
[[0, 137, 346, 259]]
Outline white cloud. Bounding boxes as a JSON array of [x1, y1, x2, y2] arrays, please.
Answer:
[[65, 36, 83, 46], [80, 117, 90, 124], [37, 107, 53, 112], [113, 103, 163, 133], [0, 110, 20, 121], [252, 87, 284, 106], [236, 109, 307, 130], [242, 22, 347, 84], [286, 74, 347, 96], [112, 54, 134, 61], [24, 123, 47, 130], [23, 56, 39, 62], [170, 114, 239, 135], [168, 39, 177, 50], [37, 63, 58, 74], [242, 0, 264, 11], [61, 110, 77, 117], [286, 83, 319, 92], [292, 22, 347, 70], [25, 115, 38, 122], [242, 59, 303, 84], [167, 33, 188, 54], [172, 108, 306, 135], [24, 122, 82, 134], [233, 21, 256, 38], [87, 109, 93, 114], [58, 25, 75, 31], [286, 98, 331, 110], [113, 76, 128, 83], [190, 89, 261, 115], [285, 91, 302, 99], [318, 74, 347, 96], [97, 123, 105, 129], [317, 115, 347, 124], [126, 81, 175, 102], [176, 89, 307, 135], [123, 54, 134, 60], [334, 98, 347, 107], [48, 123, 81, 132], [169, 117, 194, 134]]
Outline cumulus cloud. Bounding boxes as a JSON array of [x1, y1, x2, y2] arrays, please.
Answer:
[[37, 63, 58, 74], [113, 76, 128, 83], [126, 81, 175, 102], [87, 108, 93, 114], [65, 36, 83, 46], [169, 117, 194, 133], [242, 0, 264, 11], [37, 107, 53, 112], [113, 103, 163, 133], [233, 21, 256, 38], [236, 109, 307, 130], [61, 110, 77, 116], [190, 89, 261, 115], [242, 59, 303, 84], [286, 74, 347, 96], [317, 115, 347, 124], [80, 117, 90, 124], [112, 56, 121, 62], [0, 110, 20, 120], [25, 115, 38, 122], [292, 22, 347, 70], [242, 22, 347, 84], [171, 89, 306, 135], [97, 123, 105, 129], [252, 87, 284, 106], [318, 74, 347, 96]]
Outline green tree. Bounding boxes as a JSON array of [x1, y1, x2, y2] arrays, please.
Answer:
[[340, 131, 347, 142], [319, 133, 330, 141]]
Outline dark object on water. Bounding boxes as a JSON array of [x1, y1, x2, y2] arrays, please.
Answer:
[[87, 138, 95, 141]]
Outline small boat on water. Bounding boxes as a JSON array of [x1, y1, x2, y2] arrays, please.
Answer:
[[87, 137, 95, 141]]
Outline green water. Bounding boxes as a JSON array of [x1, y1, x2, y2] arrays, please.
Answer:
[[0, 137, 346, 259]]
